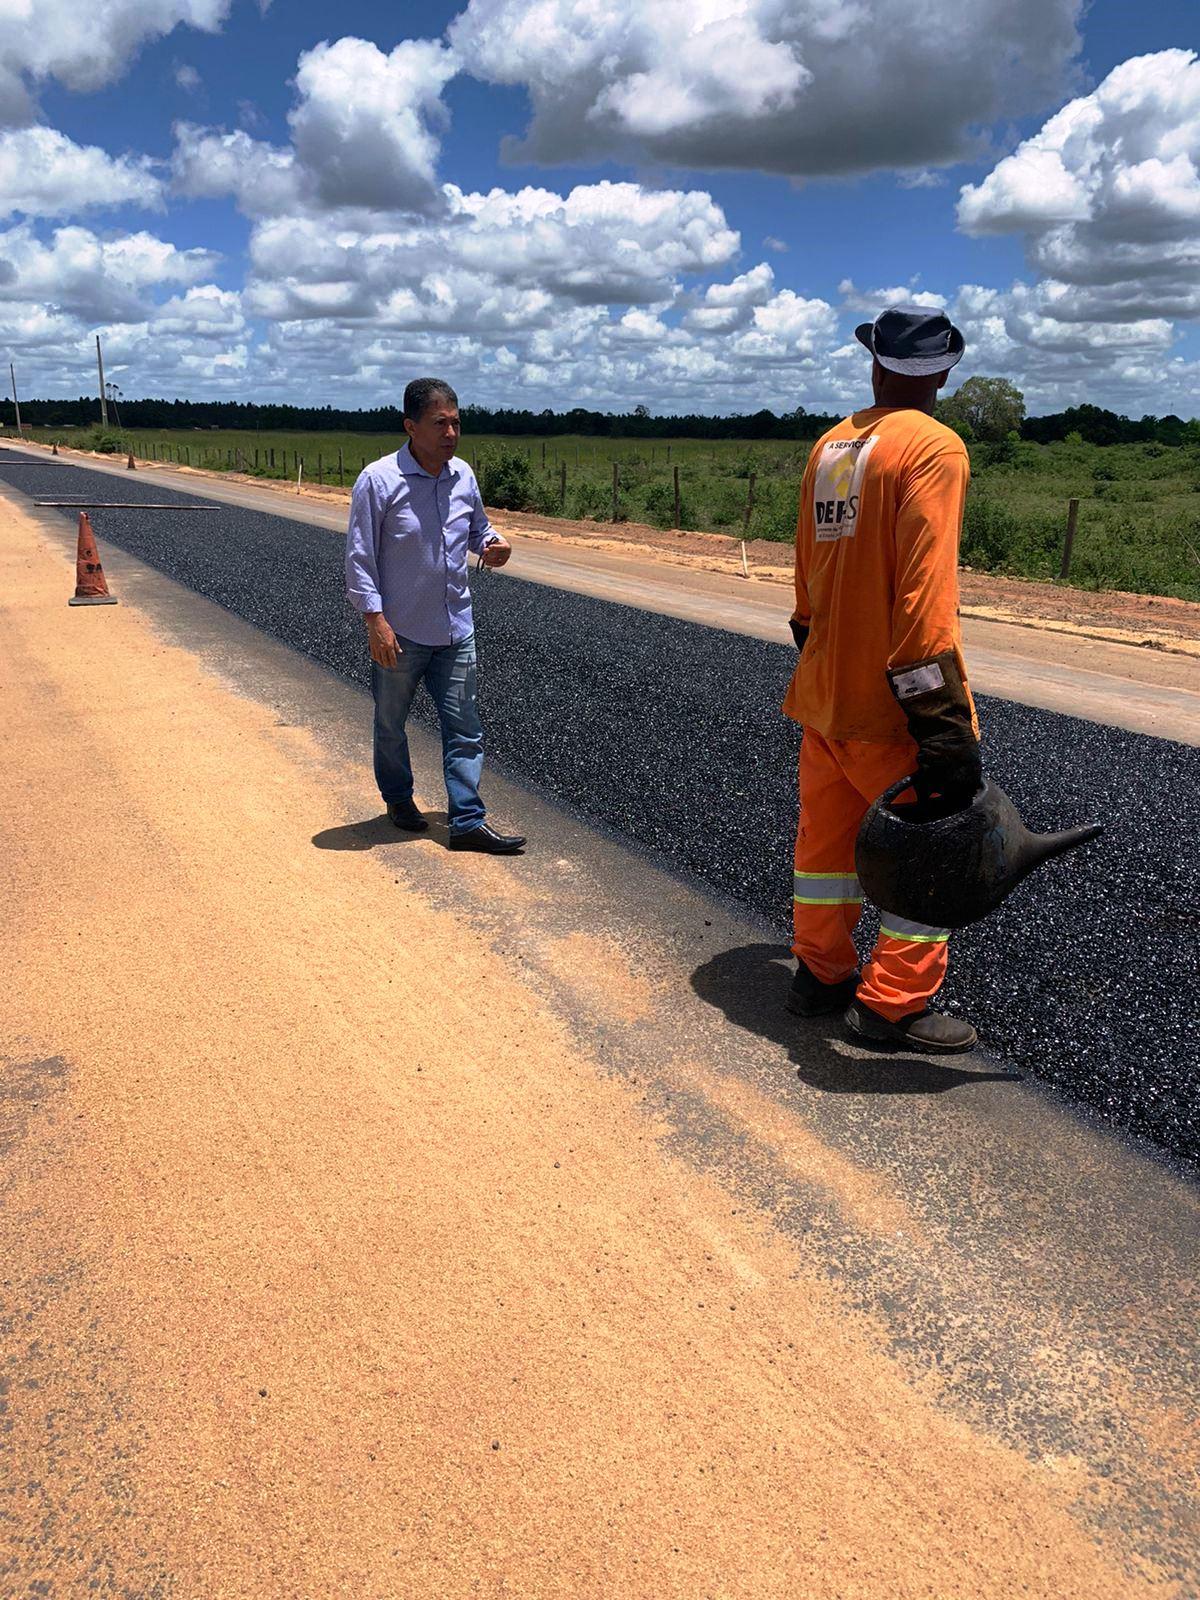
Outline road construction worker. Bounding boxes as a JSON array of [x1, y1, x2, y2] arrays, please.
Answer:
[[783, 306, 981, 1053]]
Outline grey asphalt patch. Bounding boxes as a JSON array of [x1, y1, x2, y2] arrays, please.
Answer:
[[6, 453, 1197, 1164]]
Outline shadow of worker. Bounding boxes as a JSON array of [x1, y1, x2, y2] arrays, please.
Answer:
[[311, 811, 450, 851], [690, 942, 1019, 1096]]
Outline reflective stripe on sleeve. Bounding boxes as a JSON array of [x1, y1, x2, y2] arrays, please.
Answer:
[[878, 915, 951, 944], [793, 871, 863, 906]]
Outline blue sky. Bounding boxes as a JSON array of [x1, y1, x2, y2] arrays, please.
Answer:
[[6, 0, 1199, 415]]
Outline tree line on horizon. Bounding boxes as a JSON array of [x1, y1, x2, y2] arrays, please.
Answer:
[[1, 392, 1195, 447]]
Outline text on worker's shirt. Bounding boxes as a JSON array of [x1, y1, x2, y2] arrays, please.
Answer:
[[812, 436, 878, 543]]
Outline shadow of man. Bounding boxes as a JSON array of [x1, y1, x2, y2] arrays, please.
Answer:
[[312, 811, 451, 851], [691, 942, 1019, 1096]]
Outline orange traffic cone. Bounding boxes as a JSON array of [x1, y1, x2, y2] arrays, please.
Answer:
[[68, 513, 118, 606], [126, 451, 136, 470]]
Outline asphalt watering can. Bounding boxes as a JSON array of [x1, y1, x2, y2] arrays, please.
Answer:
[[855, 775, 1104, 930]]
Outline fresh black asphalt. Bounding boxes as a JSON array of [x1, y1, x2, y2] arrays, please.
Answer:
[[11, 454, 1197, 1163]]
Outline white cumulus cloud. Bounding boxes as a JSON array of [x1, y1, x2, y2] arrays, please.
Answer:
[[0, 0, 229, 124], [0, 125, 161, 217], [289, 37, 457, 212], [172, 35, 458, 219], [449, 0, 1084, 178], [242, 180, 740, 327], [0, 221, 216, 321], [172, 123, 302, 216], [958, 50, 1200, 322]]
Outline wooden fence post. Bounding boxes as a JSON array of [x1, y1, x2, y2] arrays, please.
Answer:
[[611, 461, 619, 522], [317, 453, 323, 485], [1059, 498, 1079, 579], [673, 464, 681, 529], [338, 447, 344, 488], [559, 459, 567, 507], [743, 471, 757, 533], [269, 447, 275, 470]]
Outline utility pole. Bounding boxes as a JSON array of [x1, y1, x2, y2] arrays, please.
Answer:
[[9, 361, 21, 435], [96, 334, 108, 426]]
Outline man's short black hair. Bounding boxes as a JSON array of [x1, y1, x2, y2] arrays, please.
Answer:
[[403, 377, 458, 422]]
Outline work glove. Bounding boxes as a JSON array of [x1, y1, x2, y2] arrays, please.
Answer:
[[887, 652, 982, 808], [789, 618, 810, 651]]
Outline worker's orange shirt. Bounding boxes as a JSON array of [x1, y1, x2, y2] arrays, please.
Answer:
[[782, 406, 976, 743]]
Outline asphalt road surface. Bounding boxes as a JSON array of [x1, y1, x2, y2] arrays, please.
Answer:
[[17, 440, 1200, 744], [4, 449, 1196, 1162]]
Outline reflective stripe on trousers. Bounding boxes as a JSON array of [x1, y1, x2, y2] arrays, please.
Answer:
[[793, 870, 863, 906], [878, 915, 950, 944], [792, 729, 950, 1022]]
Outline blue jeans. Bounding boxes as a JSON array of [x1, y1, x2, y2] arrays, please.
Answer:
[[371, 633, 486, 834]]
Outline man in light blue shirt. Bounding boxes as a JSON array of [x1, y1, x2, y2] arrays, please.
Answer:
[[345, 377, 526, 854]]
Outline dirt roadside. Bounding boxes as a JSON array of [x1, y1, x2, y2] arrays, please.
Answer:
[[19, 438, 1200, 658], [1, 500, 1177, 1596]]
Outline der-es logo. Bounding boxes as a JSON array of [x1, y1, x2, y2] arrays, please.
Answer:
[[813, 435, 877, 542]]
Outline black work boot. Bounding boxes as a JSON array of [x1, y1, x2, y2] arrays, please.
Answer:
[[386, 799, 429, 832], [844, 998, 977, 1054], [785, 959, 861, 1018]]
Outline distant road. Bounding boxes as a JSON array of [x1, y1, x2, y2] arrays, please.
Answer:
[[8, 441, 1199, 744]]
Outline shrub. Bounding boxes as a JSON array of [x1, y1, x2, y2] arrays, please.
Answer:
[[974, 436, 1017, 468], [746, 477, 799, 542], [636, 478, 693, 529], [86, 428, 125, 454], [961, 495, 1021, 569], [563, 477, 613, 520], [478, 447, 536, 511], [702, 477, 754, 529], [530, 475, 565, 516]]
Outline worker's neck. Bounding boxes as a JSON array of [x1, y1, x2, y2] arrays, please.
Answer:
[[872, 381, 938, 415]]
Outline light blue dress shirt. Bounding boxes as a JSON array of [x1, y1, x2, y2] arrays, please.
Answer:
[[344, 443, 497, 646]]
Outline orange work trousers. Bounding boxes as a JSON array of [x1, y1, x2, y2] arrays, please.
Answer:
[[793, 728, 950, 1022]]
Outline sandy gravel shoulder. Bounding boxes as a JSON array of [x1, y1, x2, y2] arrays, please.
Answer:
[[0, 491, 1178, 1597]]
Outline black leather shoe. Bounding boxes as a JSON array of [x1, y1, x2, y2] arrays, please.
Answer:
[[785, 959, 860, 1017], [386, 799, 428, 832], [845, 998, 977, 1054], [448, 823, 526, 854]]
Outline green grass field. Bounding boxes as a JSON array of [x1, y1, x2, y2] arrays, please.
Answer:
[[13, 423, 1200, 601]]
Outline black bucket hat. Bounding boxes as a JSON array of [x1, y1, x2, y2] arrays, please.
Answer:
[[855, 305, 965, 376]]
